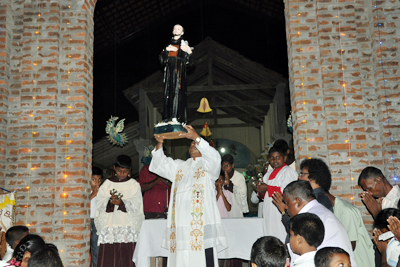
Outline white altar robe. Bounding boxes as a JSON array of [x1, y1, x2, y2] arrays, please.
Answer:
[[94, 178, 144, 245], [150, 138, 227, 267], [229, 170, 249, 217], [262, 166, 297, 242]]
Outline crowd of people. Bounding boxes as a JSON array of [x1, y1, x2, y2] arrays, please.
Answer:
[[0, 227, 63, 267], [1, 125, 399, 267]]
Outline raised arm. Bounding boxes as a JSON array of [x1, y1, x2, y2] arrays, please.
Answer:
[[150, 135, 177, 181]]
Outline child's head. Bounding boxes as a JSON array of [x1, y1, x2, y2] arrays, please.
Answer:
[[27, 244, 63, 267], [268, 146, 287, 169], [221, 154, 235, 173], [374, 208, 400, 231], [250, 236, 287, 267], [289, 212, 324, 255], [6, 225, 29, 249], [114, 155, 132, 180], [91, 166, 103, 188], [314, 247, 350, 267]]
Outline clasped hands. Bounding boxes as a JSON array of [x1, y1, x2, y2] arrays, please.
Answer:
[[359, 191, 382, 218], [110, 189, 123, 206], [373, 215, 400, 253]]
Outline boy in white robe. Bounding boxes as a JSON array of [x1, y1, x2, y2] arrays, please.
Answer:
[[150, 125, 227, 267], [95, 155, 144, 267], [254, 146, 297, 242], [289, 213, 324, 267]]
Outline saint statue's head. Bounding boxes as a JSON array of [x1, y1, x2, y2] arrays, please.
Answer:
[[173, 24, 184, 38]]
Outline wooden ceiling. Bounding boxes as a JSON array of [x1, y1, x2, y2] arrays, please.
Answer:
[[123, 38, 288, 128], [94, 0, 285, 53]]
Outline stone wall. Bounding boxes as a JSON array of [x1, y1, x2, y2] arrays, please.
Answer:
[[285, 0, 400, 228], [0, 0, 95, 265]]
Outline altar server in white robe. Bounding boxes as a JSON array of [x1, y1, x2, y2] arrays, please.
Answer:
[[150, 125, 227, 267], [254, 145, 297, 242]]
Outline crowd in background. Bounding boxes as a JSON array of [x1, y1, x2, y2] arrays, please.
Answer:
[[1, 135, 399, 267]]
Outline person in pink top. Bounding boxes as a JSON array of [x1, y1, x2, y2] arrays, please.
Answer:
[[215, 176, 232, 218]]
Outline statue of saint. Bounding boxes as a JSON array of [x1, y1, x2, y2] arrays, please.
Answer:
[[159, 24, 194, 124]]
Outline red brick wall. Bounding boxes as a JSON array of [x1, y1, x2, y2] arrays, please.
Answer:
[[0, 0, 95, 265], [0, 0, 398, 264], [285, 0, 400, 229]]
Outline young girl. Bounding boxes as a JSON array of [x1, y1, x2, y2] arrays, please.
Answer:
[[215, 177, 232, 218], [254, 146, 297, 243]]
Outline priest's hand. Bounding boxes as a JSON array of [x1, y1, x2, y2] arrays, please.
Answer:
[[155, 135, 166, 151], [180, 125, 199, 141]]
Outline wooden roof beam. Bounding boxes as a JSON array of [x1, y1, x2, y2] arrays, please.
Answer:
[[154, 100, 272, 108], [145, 83, 276, 93]]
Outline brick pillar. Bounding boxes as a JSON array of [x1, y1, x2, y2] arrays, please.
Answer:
[[0, 0, 96, 265], [285, 0, 400, 227], [0, 1, 12, 187], [371, 0, 400, 176]]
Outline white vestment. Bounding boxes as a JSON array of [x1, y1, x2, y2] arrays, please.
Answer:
[[262, 165, 297, 242], [229, 170, 249, 217], [94, 178, 144, 245], [289, 200, 357, 267], [250, 191, 263, 218], [383, 185, 400, 209], [150, 138, 228, 267]]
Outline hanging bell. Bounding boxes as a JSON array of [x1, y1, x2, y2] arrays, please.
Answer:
[[200, 122, 212, 137], [197, 97, 212, 113]]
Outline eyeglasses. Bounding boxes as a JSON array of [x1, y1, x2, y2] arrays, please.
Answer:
[[299, 172, 309, 176]]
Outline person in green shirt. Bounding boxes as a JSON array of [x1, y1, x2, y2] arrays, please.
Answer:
[[310, 158, 375, 267]]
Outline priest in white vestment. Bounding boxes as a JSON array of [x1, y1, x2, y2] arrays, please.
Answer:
[[150, 125, 228, 267]]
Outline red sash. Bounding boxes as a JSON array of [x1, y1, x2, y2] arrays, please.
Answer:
[[258, 164, 287, 199]]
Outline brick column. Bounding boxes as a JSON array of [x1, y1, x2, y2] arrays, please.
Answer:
[[0, 1, 12, 187], [285, 0, 400, 227], [371, 0, 400, 176], [1, 0, 95, 265]]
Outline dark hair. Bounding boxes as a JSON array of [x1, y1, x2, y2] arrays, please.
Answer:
[[300, 158, 332, 192], [374, 208, 400, 230], [251, 236, 287, 267], [221, 154, 234, 164], [6, 226, 29, 248], [289, 213, 325, 248], [114, 155, 132, 169], [268, 146, 287, 158], [314, 247, 349, 267], [358, 166, 385, 187], [283, 180, 316, 202], [27, 243, 63, 267], [273, 139, 289, 151], [92, 166, 103, 177], [12, 234, 46, 262]]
